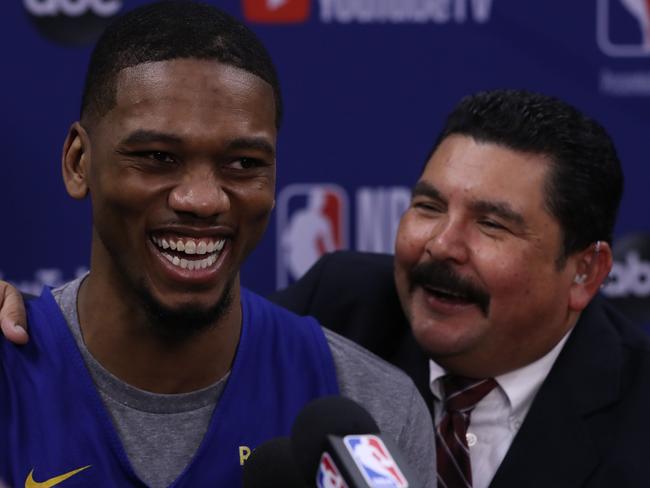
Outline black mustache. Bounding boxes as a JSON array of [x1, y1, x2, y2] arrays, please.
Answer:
[[409, 260, 491, 316]]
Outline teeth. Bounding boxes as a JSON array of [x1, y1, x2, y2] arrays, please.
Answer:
[[429, 287, 466, 300], [160, 252, 218, 271], [153, 236, 226, 259]]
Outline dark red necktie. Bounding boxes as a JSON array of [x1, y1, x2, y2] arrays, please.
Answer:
[[436, 376, 498, 488]]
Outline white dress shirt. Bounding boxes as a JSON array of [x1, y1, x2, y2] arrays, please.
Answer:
[[429, 330, 572, 488]]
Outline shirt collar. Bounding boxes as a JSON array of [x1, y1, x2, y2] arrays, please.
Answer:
[[429, 328, 573, 416]]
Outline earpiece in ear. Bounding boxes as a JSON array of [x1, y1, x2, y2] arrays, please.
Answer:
[[595, 241, 602, 253], [574, 274, 587, 284]]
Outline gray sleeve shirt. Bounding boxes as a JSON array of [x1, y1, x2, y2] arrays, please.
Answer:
[[52, 278, 435, 487], [325, 328, 436, 487]]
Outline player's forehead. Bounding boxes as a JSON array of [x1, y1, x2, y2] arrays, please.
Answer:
[[92, 59, 277, 147]]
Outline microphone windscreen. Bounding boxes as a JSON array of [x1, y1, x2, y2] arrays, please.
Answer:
[[290, 395, 380, 482], [242, 436, 306, 488]]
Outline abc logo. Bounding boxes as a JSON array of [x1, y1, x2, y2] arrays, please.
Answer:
[[606, 251, 650, 298], [601, 233, 650, 324], [24, 0, 121, 16], [23, 0, 122, 46]]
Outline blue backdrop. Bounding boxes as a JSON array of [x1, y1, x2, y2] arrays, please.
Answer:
[[2, 0, 649, 329]]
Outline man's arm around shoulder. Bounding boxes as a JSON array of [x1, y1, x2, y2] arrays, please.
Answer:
[[0, 281, 29, 344]]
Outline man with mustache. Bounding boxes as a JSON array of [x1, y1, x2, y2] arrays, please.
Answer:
[[3, 75, 649, 488], [0, 2, 435, 487], [271, 90, 650, 487]]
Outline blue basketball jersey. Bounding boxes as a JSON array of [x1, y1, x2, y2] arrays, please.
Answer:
[[0, 286, 339, 487]]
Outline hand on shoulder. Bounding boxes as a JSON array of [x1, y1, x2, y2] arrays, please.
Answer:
[[0, 280, 29, 344]]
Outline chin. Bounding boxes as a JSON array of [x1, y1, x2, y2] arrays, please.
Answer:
[[412, 316, 472, 353], [136, 279, 235, 343]]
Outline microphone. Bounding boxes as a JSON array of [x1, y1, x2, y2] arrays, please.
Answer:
[[242, 436, 307, 487], [290, 396, 424, 488]]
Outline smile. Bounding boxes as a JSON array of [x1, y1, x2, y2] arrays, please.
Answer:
[[423, 285, 470, 303], [150, 235, 226, 271], [419, 284, 490, 317]]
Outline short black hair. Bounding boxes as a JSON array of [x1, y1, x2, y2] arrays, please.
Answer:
[[80, 0, 282, 128], [431, 89, 623, 260]]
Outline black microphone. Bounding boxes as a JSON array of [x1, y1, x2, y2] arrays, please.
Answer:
[[290, 396, 424, 488], [242, 436, 308, 487]]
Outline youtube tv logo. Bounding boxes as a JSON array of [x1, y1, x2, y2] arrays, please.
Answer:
[[243, 0, 310, 23]]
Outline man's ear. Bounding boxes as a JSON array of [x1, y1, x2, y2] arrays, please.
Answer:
[[62, 122, 91, 199], [568, 241, 613, 312]]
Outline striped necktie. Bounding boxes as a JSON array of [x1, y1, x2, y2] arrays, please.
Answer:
[[436, 376, 498, 488]]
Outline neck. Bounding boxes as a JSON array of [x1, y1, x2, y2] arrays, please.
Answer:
[[77, 269, 241, 394], [436, 310, 580, 379]]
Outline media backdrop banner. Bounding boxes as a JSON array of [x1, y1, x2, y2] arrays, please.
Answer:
[[2, 0, 649, 330]]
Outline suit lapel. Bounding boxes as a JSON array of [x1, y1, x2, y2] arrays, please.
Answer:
[[489, 382, 599, 487], [394, 332, 436, 415], [490, 298, 622, 487]]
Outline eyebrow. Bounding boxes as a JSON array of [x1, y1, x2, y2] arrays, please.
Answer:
[[471, 200, 526, 227], [118, 130, 183, 146], [411, 181, 442, 200], [412, 181, 526, 227], [117, 131, 275, 158], [225, 137, 276, 159]]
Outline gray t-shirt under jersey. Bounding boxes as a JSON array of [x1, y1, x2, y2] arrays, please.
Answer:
[[53, 278, 435, 488]]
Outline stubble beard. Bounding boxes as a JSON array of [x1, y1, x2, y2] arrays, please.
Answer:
[[134, 278, 235, 345], [97, 228, 236, 344]]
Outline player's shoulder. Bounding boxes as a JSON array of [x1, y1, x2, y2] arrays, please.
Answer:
[[242, 287, 319, 323], [324, 327, 435, 485], [324, 327, 423, 407]]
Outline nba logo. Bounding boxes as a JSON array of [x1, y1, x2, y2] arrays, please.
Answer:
[[597, 0, 650, 56], [316, 452, 349, 488], [343, 435, 408, 488], [276, 184, 348, 288]]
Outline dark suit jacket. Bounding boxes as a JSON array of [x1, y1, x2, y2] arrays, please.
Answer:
[[270, 251, 650, 487]]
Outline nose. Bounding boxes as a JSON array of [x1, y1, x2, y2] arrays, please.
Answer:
[[424, 217, 470, 264], [168, 166, 230, 218]]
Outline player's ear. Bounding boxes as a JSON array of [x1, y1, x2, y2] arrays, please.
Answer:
[[568, 241, 613, 312], [62, 122, 91, 200]]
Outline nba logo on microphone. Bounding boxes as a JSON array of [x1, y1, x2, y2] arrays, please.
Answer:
[[597, 0, 650, 56], [343, 435, 408, 488], [316, 452, 348, 488], [276, 184, 348, 288], [242, 0, 310, 23]]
